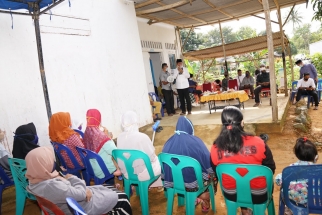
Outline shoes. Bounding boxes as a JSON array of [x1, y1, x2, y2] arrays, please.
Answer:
[[173, 112, 179, 115], [168, 114, 173, 116], [188, 112, 192, 115], [180, 112, 186, 115], [314, 106, 318, 110], [253, 103, 260, 107]]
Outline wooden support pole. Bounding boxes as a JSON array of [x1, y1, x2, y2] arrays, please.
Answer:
[[218, 21, 228, 74], [277, 7, 288, 96], [181, 27, 194, 52], [263, 0, 278, 122], [288, 44, 294, 82], [176, 27, 184, 59]]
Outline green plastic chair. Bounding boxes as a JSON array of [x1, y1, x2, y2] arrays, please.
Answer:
[[8, 158, 36, 215], [216, 163, 275, 215], [112, 149, 161, 215], [158, 153, 216, 215]]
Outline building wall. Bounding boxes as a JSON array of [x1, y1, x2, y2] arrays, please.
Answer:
[[137, 18, 179, 92], [0, 0, 151, 149], [309, 40, 322, 55]]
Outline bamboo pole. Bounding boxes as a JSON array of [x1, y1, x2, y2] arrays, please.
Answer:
[[277, 7, 288, 96], [218, 21, 228, 74], [176, 27, 184, 59], [288, 44, 294, 82], [263, 0, 278, 122]]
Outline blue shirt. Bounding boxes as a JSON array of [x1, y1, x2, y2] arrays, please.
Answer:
[[300, 64, 317, 80], [188, 79, 197, 93]]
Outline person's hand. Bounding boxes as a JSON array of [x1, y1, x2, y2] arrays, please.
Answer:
[[102, 127, 109, 135], [85, 189, 92, 202], [65, 174, 73, 179]]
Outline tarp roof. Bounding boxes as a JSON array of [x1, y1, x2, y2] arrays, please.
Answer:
[[135, 0, 307, 28], [183, 32, 289, 60], [0, 0, 59, 11]]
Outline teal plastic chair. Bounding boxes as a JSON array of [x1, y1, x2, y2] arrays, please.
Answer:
[[158, 153, 216, 215], [216, 163, 275, 215], [112, 149, 161, 215], [8, 158, 36, 215]]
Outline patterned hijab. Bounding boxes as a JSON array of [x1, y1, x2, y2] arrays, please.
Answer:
[[49, 112, 76, 143], [83, 109, 110, 153], [25, 146, 59, 184]]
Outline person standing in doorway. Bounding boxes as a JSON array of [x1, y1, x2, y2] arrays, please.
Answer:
[[174, 59, 192, 115], [296, 59, 318, 84], [160, 63, 176, 116]]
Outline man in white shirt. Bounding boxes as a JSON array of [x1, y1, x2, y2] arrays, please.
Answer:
[[235, 69, 245, 89], [294, 72, 319, 110], [173, 59, 191, 115]]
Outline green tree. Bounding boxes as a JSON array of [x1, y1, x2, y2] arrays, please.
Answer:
[[203, 26, 238, 47], [284, 8, 303, 31], [291, 24, 312, 52], [310, 52, 322, 77], [180, 29, 204, 52], [312, 0, 322, 21], [236, 26, 257, 40]]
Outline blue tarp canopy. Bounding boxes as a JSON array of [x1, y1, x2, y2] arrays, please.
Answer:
[[0, 0, 55, 11]]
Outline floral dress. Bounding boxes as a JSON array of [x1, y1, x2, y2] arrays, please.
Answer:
[[275, 160, 315, 205]]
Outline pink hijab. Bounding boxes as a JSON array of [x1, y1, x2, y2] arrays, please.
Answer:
[[83, 109, 110, 153], [25, 146, 59, 184]]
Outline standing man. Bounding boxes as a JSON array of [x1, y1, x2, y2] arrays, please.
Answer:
[[174, 59, 191, 115], [239, 71, 255, 98], [253, 66, 270, 107], [235, 69, 245, 89], [159, 63, 176, 116], [294, 72, 319, 110], [296, 59, 318, 84]]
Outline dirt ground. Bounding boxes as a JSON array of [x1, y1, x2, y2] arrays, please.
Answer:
[[2, 104, 321, 215]]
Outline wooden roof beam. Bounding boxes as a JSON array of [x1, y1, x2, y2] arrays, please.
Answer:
[[251, 14, 279, 24], [283, 3, 295, 27], [203, 0, 234, 18], [136, 0, 191, 15], [135, 0, 161, 9]]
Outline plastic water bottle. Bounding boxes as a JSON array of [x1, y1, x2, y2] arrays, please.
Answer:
[[234, 86, 237, 91], [220, 87, 222, 92]]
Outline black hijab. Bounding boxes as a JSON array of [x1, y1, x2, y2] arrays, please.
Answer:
[[12, 123, 39, 159]]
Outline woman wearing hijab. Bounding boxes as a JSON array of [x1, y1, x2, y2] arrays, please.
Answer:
[[49, 112, 84, 168], [12, 122, 39, 159], [26, 146, 132, 215], [83, 109, 121, 180], [162, 116, 214, 212], [117, 111, 163, 190], [211, 106, 275, 215]]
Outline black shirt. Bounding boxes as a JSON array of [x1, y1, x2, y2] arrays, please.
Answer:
[[257, 72, 270, 83]]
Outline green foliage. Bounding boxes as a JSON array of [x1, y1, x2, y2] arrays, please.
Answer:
[[310, 52, 322, 77], [184, 59, 199, 74], [236, 26, 257, 40], [312, 0, 322, 21], [180, 29, 204, 52]]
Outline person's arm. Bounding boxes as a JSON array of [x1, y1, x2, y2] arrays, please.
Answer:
[[262, 144, 276, 174], [310, 64, 318, 80], [311, 79, 316, 90], [160, 74, 169, 85], [250, 77, 254, 85], [183, 67, 190, 78], [300, 69, 303, 79]]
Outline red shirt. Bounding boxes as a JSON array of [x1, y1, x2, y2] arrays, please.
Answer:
[[211, 136, 269, 190]]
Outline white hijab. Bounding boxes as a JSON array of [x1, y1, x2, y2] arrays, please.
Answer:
[[121, 111, 139, 132]]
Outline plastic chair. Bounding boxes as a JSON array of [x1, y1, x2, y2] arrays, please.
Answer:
[[158, 153, 216, 215], [216, 164, 275, 215], [8, 158, 36, 215], [76, 147, 115, 185], [149, 92, 165, 117], [112, 149, 161, 215], [52, 142, 88, 182], [228, 79, 238, 90], [289, 81, 314, 108], [66, 197, 87, 215], [279, 164, 322, 215], [73, 129, 84, 139], [202, 83, 212, 92], [290, 81, 298, 102], [0, 166, 14, 214], [33, 193, 65, 215]]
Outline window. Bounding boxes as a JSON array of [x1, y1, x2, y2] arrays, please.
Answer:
[[169, 54, 176, 69]]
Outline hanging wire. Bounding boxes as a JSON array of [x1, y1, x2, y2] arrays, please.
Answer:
[[9, 8, 13, 29]]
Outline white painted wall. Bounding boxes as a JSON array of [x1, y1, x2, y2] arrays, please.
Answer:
[[137, 18, 179, 92], [310, 40, 322, 55], [0, 0, 151, 149]]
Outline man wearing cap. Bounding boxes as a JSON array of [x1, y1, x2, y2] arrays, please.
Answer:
[[160, 63, 176, 116], [173, 59, 192, 115], [296, 59, 318, 84], [294, 72, 319, 110]]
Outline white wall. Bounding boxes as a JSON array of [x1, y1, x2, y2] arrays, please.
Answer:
[[0, 0, 151, 149], [310, 40, 322, 55], [137, 18, 178, 92]]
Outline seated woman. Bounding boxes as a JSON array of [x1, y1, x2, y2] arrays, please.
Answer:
[[26, 146, 132, 215], [13, 122, 39, 159], [117, 111, 163, 190], [0, 144, 13, 183], [162, 116, 214, 212], [49, 112, 84, 168], [83, 109, 121, 181], [210, 106, 275, 215]]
